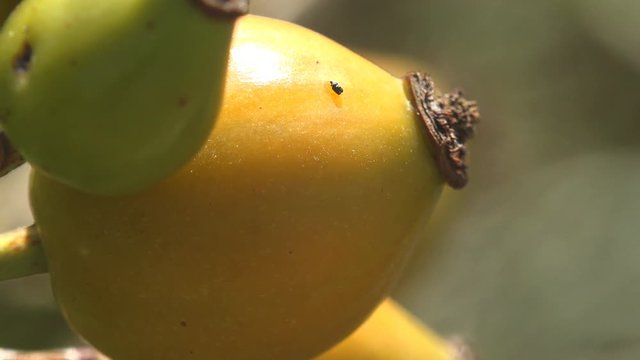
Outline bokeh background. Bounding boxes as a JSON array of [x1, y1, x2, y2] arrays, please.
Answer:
[[2, 0, 640, 359]]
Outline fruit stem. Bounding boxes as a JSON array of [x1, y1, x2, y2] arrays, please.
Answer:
[[0, 347, 108, 360], [0, 224, 48, 281], [0, 339, 473, 360], [0, 131, 25, 178]]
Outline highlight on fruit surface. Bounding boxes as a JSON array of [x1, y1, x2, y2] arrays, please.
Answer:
[[0, 0, 247, 195], [25, 14, 479, 360]]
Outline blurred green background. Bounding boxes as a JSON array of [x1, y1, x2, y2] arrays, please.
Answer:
[[1, 0, 640, 359]]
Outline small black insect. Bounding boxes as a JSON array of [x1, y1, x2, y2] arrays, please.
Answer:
[[329, 81, 344, 95]]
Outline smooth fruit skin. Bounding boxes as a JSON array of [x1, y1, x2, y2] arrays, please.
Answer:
[[30, 15, 443, 360], [316, 299, 455, 360], [0, 0, 234, 195]]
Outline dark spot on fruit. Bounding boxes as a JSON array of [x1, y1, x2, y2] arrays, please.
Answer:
[[178, 97, 189, 108], [315, 60, 320, 65], [145, 20, 156, 30], [180, 320, 187, 327], [13, 41, 33, 74], [329, 81, 343, 95], [288, 250, 294, 255]]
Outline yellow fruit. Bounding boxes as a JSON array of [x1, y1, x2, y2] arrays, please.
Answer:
[[28, 14, 478, 360], [0, 0, 243, 195], [316, 299, 457, 360]]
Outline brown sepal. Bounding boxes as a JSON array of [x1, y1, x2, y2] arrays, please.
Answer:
[[191, 0, 250, 18], [405, 72, 480, 189]]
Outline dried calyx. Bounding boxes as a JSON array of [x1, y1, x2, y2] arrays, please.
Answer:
[[192, 0, 250, 18], [405, 72, 480, 189]]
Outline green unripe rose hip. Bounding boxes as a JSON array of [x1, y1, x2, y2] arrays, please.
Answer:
[[0, 0, 243, 195]]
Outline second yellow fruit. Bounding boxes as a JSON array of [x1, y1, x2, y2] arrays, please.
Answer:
[[317, 299, 457, 360]]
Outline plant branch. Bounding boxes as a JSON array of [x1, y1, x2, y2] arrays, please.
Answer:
[[0, 339, 473, 360], [0, 347, 108, 360], [0, 224, 48, 281]]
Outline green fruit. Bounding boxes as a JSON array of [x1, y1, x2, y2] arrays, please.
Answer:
[[0, 0, 242, 195]]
